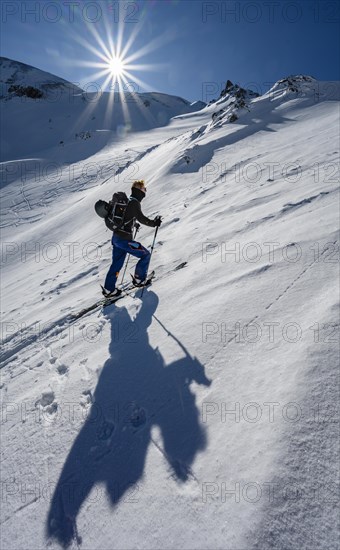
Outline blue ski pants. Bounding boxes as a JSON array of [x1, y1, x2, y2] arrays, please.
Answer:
[[104, 234, 151, 291]]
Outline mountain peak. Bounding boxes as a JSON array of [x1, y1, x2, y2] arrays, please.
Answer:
[[207, 79, 259, 127], [219, 79, 259, 100], [268, 74, 318, 96], [0, 56, 82, 100]]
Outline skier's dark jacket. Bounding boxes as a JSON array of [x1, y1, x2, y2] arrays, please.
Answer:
[[105, 186, 156, 240]]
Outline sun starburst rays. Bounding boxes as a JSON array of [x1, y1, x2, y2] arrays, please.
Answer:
[[69, 13, 172, 136]]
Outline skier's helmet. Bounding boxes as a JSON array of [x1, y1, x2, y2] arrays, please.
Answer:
[[95, 200, 109, 218]]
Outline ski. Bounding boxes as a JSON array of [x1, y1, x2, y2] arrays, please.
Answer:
[[145, 269, 156, 284], [131, 270, 155, 288], [70, 292, 126, 320], [70, 271, 155, 321]]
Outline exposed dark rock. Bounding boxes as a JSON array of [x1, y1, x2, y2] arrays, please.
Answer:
[[8, 84, 43, 99]]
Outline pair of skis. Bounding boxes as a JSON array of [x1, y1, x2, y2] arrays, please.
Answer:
[[104, 270, 155, 305], [71, 271, 155, 321]]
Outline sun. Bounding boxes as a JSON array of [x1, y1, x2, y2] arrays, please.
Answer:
[[107, 55, 125, 78], [72, 12, 172, 97]]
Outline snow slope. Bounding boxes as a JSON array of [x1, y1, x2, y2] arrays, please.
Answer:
[[1, 71, 339, 550]]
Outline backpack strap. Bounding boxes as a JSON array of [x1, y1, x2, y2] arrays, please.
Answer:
[[120, 196, 137, 229]]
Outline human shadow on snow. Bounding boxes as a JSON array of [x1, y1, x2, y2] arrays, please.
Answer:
[[46, 290, 211, 547]]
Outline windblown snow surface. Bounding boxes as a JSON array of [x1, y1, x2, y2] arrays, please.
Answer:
[[1, 66, 339, 550]]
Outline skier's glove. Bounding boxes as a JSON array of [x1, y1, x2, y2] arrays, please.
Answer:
[[153, 215, 162, 227]]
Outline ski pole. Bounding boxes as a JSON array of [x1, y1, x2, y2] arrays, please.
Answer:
[[120, 223, 140, 286], [141, 225, 159, 297]]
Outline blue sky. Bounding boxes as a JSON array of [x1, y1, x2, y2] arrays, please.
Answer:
[[1, 0, 339, 101]]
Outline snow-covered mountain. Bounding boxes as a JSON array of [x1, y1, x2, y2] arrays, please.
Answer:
[[0, 56, 83, 98], [0, 57, 205, 164], [1, 63, 339, 550]]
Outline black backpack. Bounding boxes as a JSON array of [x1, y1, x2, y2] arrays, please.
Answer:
[[105, 191, 129, 231]]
